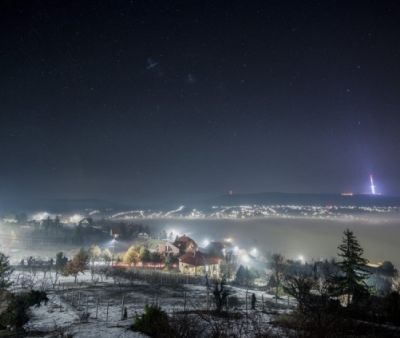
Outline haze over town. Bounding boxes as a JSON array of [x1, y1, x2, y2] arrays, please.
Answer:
[[1, 1, 400, 337]]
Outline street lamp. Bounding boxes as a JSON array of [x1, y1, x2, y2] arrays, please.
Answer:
[[111, 234, 119, 266]]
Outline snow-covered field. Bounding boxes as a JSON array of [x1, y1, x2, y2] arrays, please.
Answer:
[[7, 270, 291, 337]]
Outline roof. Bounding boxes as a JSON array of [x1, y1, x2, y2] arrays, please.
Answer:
[[179, 251, 221, 266], [147, 240, 178, 251], [175, 234, 196, 245], [174, 235, 198, 251]]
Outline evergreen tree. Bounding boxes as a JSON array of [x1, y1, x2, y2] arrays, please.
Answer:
[[0, 252, 12, 290], [235, 265, 252, 286], [55, 252, 68, 272], [139, 247, 151, 263], [54, 216, 62, 230], [42, 216, 52, 232], [334, 229, 370, 305]]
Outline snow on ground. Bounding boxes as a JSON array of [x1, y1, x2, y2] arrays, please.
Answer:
[[11, 269, 291, 337], [25, 299, 145, 338], [67, 321, 145, 338], [24, 294, 78, 332]]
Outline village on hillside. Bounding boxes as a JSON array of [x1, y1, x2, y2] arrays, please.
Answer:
[[0, 213, 400, 337]]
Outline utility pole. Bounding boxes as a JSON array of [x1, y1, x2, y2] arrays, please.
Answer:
[[106, 300, 110, 325], [121, 296, 125, 320], [96, 297, 99, 319]]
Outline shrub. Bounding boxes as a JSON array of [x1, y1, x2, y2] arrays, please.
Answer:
[[132, 304, 174, 337], [227, 295, 241, 308], [0, 290, 48, 329], [169, 313, 204, 338]]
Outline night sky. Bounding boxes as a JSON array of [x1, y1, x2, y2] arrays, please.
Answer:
[[1, 1, 400, 204]]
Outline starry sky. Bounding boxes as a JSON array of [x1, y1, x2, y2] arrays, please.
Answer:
[[1, 0, 400, 205]]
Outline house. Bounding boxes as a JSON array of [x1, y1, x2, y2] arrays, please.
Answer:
[[174, 235, 198, 254], [137, 232, 150, 240], [156, 241, 179, 257], [78, 217, 94, 227], [179, 251, 222, 279]]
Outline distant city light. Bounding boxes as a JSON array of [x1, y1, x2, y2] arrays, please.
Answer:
[[31, 211, 53, 222], [68, 214, 84, 224], [341, 192, 353, 196]]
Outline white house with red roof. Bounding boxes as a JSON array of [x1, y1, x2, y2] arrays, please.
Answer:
[[178, 250, 222, 278]]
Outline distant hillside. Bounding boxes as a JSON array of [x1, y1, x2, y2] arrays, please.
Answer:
[[202, 192, 400, 207], [2, 192, 400, 214], [0, 198, 129, 213]]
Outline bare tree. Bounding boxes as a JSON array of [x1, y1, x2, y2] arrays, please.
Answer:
[[213, 279, 230, 312], [88, 245, 102, 280], [63, 248, 89, 283], [269, 253, 285, 303]]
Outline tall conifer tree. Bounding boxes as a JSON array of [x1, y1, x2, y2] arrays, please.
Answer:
[[335, 229, 370, 305]]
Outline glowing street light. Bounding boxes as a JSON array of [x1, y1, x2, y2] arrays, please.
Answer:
[[297, 254, 305, 264], [240, 253, 250, 265], [202, 239, 210, 247], [250, 248, 258, 257], [68, 214, 84, 224]]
